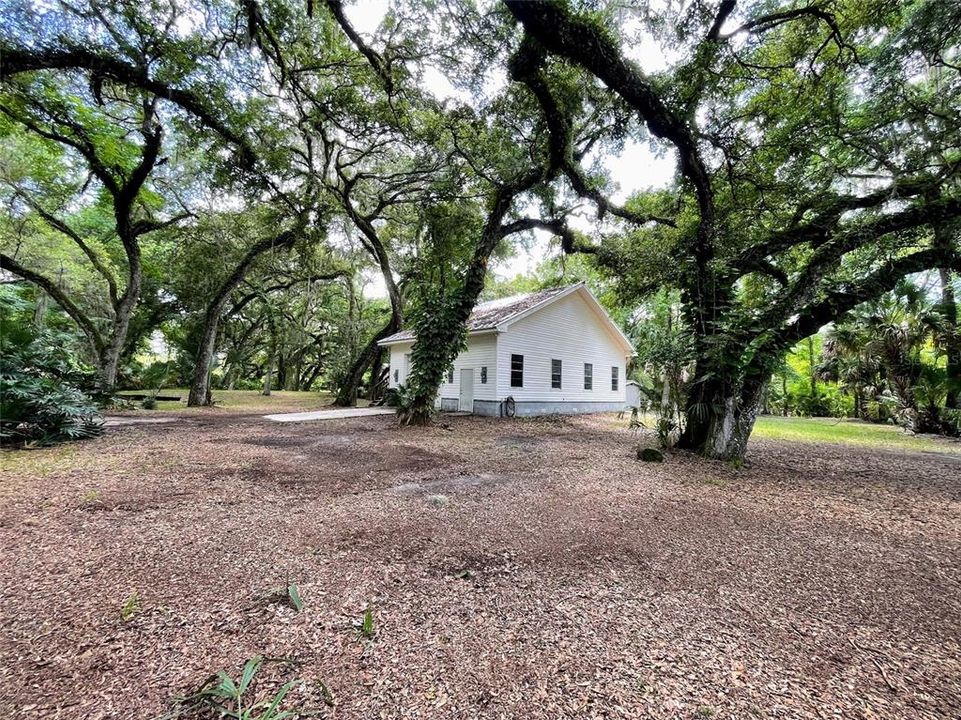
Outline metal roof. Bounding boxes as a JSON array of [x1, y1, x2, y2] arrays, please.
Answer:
[[379, 285, 579, 345]]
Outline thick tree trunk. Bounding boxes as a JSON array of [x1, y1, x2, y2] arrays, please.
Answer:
[[368, 346, 384, 401], [660, 374, 671, 415], [276, 352, 288, 391], [678, 369, 766, 461], [302, 361, 324, 391], [32, 290, 48, 327], [262, 354, 274, 396], [187, 311, 221, 406], [97, 250, 143, 393], [333, 316, 400, 406]]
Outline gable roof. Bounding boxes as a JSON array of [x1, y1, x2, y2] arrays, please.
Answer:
[[379, 285, 574, 345], [379, 282, 635, 355]]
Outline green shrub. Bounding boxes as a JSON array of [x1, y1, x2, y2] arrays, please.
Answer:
[[0, 315, 103, 446], [940, 408, 961, 437]]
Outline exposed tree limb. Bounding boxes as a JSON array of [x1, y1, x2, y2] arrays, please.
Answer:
[[0, 44, 258, 166], [0, 252, 105, 355], [324, 0, 393, 94], [774, 248, 961, 351], [15, 192, 120, 305]]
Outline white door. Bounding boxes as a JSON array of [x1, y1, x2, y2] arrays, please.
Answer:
[[459, 368, 474, 412]]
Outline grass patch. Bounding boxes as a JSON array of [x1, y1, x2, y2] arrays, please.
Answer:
[[120, 593, 141, 622], [753, 416, 960, 454], [115, 389, 344, 414], [0, 444, 122, 477]]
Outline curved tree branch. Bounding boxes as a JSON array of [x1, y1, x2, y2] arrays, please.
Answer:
[[0, 252, 105, 355], [0, 44, 258, 167], [14, 192, 120, 306]]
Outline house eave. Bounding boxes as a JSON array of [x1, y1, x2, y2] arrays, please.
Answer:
[[377, 327, 500, 347]]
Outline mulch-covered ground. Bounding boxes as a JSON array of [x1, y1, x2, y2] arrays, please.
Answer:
[[1, 411, 959, 719]]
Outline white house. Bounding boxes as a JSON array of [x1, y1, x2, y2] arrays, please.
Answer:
[[378, 283, 636, 417]]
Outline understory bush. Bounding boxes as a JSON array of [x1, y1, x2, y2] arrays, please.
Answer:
[[0, 316, 103, 446], [939, 408, 961, 437]]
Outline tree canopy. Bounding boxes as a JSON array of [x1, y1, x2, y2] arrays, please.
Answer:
[[1, 0, 958, 457]]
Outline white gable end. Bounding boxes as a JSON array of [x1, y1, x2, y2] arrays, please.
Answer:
[[384, 284, 633, 416], [496, 291, 629, 404]]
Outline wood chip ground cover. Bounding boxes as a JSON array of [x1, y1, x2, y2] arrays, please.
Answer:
[[1, 413, 958, 718]]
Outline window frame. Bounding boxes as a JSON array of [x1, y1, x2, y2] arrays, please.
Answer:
[[551, 359, 562, 389], [611, 365, 619, 391], [447, 368, 454, 384], [510, 354, 524, 388], [480, 366, 488, 384], [584, 362, 593, 391]]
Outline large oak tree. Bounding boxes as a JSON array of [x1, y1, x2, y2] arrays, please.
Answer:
[[502, 0, 961, 458]]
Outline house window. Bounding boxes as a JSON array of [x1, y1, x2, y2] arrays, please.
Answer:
[[447, 368, 454, 384], [611, 366, 619, 391], [551, 359, 562, 389], [510, 354, 524, 387], [480, 366, 488, 384], [393, 369, 399, 382], [584, 363, 593, 390]]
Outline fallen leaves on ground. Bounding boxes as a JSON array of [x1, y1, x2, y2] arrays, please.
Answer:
[[1, 412, 958, 719]]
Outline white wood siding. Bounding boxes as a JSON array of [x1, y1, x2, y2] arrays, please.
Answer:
[[495, 293, 628, 403], [388, 335, 498, 402], [387, 341, 413, 388], [437, 333, 497, 401]]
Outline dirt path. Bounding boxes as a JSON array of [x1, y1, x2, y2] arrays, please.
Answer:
[[1, 414, 958, 719]]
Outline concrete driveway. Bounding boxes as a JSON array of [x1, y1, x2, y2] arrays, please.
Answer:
[[263, 407, 396, 423]]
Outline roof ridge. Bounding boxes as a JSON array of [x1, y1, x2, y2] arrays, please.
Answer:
[[378, 282, 584, 345]]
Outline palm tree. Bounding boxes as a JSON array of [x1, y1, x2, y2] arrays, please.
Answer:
[[821, 280, 952, 432]]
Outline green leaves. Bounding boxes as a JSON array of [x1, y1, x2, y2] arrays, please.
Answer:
[[286, 583, 303, 613], [167, 655, 306, 720], [360, 607, 375, 639], [238, 657, 261, 695], [120, 593, 141, 622], [0, 292, 104, 447]]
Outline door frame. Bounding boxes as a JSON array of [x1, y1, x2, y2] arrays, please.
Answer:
[[458, 368, 474, 413]]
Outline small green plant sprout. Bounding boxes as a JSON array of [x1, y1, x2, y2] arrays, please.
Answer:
[[696, 706, 716, 718], [311, 678, 335, 707], [141, 396, 157, 410], [120, 593, 141, 622], [81, 489, 102, 505], [169, 656, 300, 720], [360, 607, 375, 639], [286, 582, 303, 613]]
